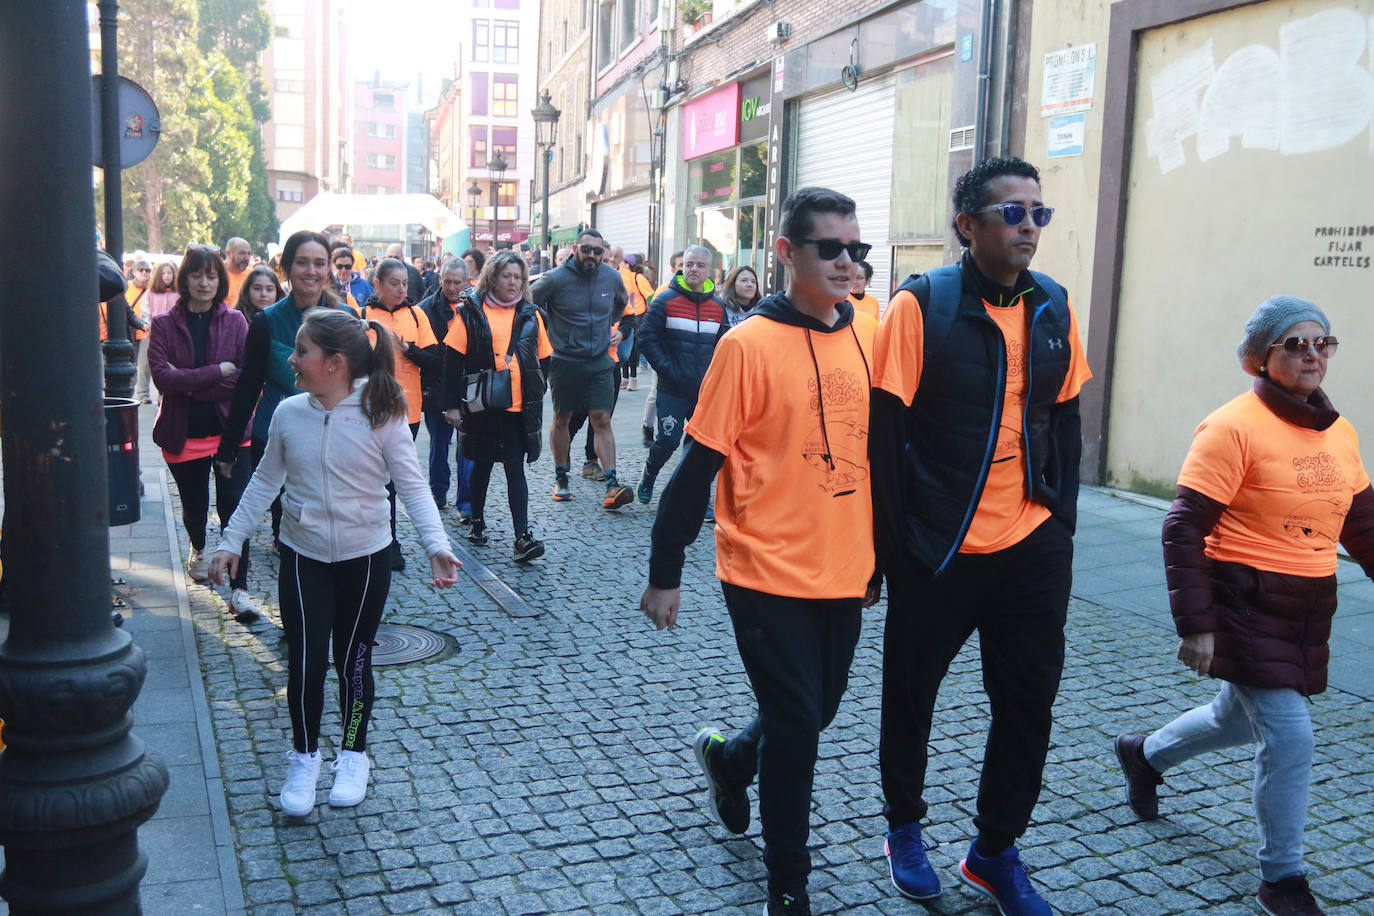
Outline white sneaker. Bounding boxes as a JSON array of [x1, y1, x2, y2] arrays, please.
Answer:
[[186, 547, 208, 581], [280, 750, 321, 816], [329, 750, 370, 807], [228, 589, 260, 623]]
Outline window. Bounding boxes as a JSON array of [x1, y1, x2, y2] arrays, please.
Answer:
[[370, 185, 392, 194], [495, 0, 519, 8], [473, 21, 489, 62], [496, 180, 518, 207], [471, 72, 488, 116], [373, 93, 394, 108], [493, 75, 518, 117], [274, 124, 304, 148], [470, 126, 488, 167], [275, 178, 303, 202], [366, 122, 397, 138], [274, 78, 304, 93], [366, 153, 397, 169], [493, 20, 518, 64], [492, 126, 517, 161], [619, 0, 637, 52], [274, 15, 303, 38], [596, 1, 614, 70]]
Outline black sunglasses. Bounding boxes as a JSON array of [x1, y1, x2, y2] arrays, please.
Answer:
[[794, 238, 872, 261], [1269, 335, 1338, 357], [334, 261, 354, 269], [579, 245, 605, 256], [979, 203, 1054, 227]]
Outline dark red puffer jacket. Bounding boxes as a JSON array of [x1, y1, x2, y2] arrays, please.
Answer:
[[1162, 383, 1374, 696]]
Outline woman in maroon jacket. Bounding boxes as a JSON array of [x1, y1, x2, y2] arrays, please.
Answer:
[[1114, 296, 1374, 916], [148, 245, 258, 623]]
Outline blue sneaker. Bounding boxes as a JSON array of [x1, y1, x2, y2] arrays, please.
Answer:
[[959, 842, 1051, 916], [637, 470, 656, 505], [885, 822, 941, 900]]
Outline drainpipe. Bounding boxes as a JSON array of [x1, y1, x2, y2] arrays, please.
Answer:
[[974, 0, 997, 163]]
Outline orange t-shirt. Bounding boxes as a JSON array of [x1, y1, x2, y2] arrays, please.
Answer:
[[1177, 390, 1370, 577], [225, 268, 248, 307], [686, 314, 876, 599], [873, 288, 1092, 553], [128, 286, 149, 340], [849, 293, 880, 323], [443, 304, 553, 414], [364, 304, 438, 424]]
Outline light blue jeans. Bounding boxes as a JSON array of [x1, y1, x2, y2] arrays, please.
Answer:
[[1143, 681, 1313, 881]]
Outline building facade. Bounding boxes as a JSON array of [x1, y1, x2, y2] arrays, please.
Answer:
[[259, 0, 351, 222], [534, 0, 594, 253]]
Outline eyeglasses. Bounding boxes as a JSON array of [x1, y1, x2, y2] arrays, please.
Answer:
[[793, 238, 872, 261], [1269, 336, 1339, 357], [334, 261, 354, 269], [979, 203, 1055, 227], [134, 267, 151, 273], [579, 245, 604, 255]]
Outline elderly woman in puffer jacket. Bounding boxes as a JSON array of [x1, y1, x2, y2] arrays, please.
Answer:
[[1114, 296, 1374, 916]]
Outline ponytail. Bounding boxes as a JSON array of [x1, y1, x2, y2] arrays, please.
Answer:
[[359, 318, 407, 428], [300, 309, 408, 429]]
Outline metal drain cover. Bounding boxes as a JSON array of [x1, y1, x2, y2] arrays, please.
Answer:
[[364, 623, 452, 666]]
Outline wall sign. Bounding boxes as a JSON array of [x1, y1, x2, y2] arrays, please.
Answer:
[[1041, 43, 1096, 117], [1047, 113, 1086, 158], [684, 83, 741, 160]]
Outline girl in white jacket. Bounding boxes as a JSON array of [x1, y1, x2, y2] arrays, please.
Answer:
[[210, 308, 461, 817]]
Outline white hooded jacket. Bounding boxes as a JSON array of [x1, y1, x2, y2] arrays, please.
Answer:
[[219, 387, 449, 563]]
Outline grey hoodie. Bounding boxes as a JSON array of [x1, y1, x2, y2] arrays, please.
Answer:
[[530, 257, 628, 360]]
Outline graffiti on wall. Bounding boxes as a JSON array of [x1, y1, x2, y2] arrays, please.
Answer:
[[1145, 8, 1374, 173]]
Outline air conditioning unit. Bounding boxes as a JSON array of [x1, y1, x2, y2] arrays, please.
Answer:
[[766, 21, 791, 43]]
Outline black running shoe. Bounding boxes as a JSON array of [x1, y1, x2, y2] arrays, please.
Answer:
[[693, 726, 749, 835]]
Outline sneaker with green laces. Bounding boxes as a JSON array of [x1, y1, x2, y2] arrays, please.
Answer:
[[692, 726, 749, 835]]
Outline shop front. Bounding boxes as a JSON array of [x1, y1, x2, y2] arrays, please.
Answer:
[[587, 69, 660, 255], [680, 70, 772, 280], [781, 0, 961, 311]]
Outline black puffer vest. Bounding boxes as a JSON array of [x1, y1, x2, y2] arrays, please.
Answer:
[[895, 256, 1075, 574], [453, 295, 546, 463]]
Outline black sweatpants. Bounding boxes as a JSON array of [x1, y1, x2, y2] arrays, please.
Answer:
[[278, 543, 392, 753], [166, 447, 251, 590], [250, 436, 281, 541], [880, 516, 1072, 850], [468, 412, 531, 536], [714, 583, 863, 900]]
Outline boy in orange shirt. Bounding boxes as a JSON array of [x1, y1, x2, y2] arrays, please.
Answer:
[[870, 157, 1090, 916], [640, 188, 880, 916]]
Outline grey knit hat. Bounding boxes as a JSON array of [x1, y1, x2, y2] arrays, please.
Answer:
[[1237, 295, 1330, 376]]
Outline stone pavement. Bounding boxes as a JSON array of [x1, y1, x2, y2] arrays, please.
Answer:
[[15, 384, 1371, 914]]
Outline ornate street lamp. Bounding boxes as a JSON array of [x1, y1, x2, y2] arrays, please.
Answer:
[[530, 89, 561, 273], [466, 178, 482, 249], [487, 150, 508, 249]]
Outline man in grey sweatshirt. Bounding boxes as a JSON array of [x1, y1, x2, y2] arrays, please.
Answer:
[[530, 228, 633, 509]]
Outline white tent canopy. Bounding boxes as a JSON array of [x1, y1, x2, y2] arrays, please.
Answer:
[[277, 193, 466, 247]]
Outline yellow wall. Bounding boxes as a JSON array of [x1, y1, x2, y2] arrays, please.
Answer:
[[1025, 0, 1374, 491]]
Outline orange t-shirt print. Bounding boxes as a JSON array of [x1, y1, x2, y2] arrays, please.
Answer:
[[366, 305, 438, 424], [873, 287, 1092, 553], [686, 315, 876, 600], [1177, 390, 1371, 577], [443, 306, 553, 413]]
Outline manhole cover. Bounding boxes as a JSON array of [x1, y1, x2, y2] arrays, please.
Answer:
[[326, 623, 453, 666]]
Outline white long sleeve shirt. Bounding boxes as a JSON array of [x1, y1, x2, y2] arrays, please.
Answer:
[[218, 388, 449, 564]]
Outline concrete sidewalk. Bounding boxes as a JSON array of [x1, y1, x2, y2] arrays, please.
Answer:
[[6, 387, 1371, 914]]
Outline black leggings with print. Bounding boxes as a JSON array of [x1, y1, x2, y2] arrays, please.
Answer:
[[278, 543, 392, 753]]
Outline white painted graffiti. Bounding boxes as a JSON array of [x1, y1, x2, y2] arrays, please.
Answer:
[[1144, 8, 1374, 173]]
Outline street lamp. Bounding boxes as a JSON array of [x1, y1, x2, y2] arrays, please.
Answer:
[[466, 178, 481, 250], [531, 89, 561, 273], [487, 150, 508, 249]]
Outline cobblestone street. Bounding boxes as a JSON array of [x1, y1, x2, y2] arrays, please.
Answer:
[[174, 390, 1374, 915]]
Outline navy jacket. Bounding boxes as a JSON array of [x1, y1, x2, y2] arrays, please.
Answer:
[[869, 253, 1081, 577], [638, 275, 724, 399]]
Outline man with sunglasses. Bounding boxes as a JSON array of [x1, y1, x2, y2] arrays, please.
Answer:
[[530, 228, 633, 508], [870, 156, 1091, 916], [641, 188, 880, 916]]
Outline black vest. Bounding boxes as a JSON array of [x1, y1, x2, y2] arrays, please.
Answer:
[[454, 297, 546, 463], [896, 260, 1075, 574]]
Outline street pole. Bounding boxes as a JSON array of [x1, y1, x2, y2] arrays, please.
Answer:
[[98, 0, 135, 401], [489, 175, 499, 250], [540, 146, 552, 274], [0, 1, 169, 913]]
